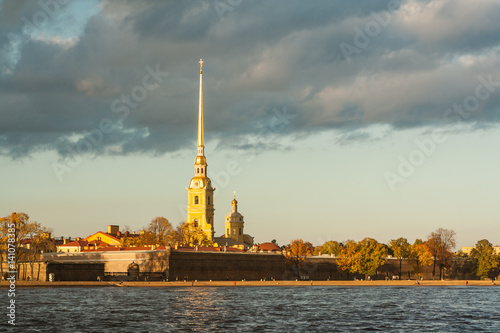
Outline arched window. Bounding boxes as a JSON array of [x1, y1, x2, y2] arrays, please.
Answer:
[[239, 228, 242, 235], [197, 168, 199, 173], [207, 196, 210, 205], [201, 168, 204, 174], [207, 218, 211, 224], [194, 219, 198, 227], [194, 196, 199, 204]]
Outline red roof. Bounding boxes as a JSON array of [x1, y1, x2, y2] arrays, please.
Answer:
[[258, 242, 281, 252], [58, 240, 88, 247], [175, 246, 244, 252], [82, 246, 155, 252]]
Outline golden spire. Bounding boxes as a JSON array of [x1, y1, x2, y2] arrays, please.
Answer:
[[197, 58, 204, 154], [232, 190, 238, 207]]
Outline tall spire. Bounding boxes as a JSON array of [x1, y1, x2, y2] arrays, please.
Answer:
[[197, 58, 204, 156]]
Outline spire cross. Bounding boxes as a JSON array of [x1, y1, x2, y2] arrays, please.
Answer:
[[233, 190, 236, 198]]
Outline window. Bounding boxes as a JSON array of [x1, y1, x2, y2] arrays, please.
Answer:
[[201, 168, 204, 174], [194, 219, 198, 227], [207, 218, 211, 224], [227, 228, 229, 235], [239, 228, 242, 235], [194, 196, 199, 204], [207, 196, 210, 205]]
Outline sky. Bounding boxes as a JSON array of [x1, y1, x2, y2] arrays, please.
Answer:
[[1, 0, 500, 249]]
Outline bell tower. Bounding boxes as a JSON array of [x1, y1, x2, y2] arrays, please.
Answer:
[[186, 59, 215, 241], [225, 192, 244, 243]]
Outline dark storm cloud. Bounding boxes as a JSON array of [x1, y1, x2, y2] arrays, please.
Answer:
[[0, 0, 499, 159]]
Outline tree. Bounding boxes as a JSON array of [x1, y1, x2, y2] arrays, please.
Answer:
[[319, 241, 344, 256], [470, 239, 499, 280], [0, 213, 47, 279], [408, 239, 432, 279], [173, 223, 213, 247], [25, 225, 55, 280], [148, 217, 174, 246], [284, 239, 314, 278], [337, 240, 358, 279], [121, 231, 155, 247], [389, 237, 411, 279], [353, 238, 387, 279], [427, 228, 456, 280]]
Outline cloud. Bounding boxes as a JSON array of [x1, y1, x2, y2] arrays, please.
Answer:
[[0, 0, 499, 159]]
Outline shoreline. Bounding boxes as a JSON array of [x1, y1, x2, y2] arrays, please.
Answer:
[[0, 280, 497, 288]]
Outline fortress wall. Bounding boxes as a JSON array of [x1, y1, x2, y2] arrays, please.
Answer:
[[46, 263, 105, 281], [31, 251, 481, 281], [41, 250, 169, 277], [168, 251, 286, 281]]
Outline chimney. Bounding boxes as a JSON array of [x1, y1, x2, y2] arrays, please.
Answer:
[[108, 225, 119, 235]]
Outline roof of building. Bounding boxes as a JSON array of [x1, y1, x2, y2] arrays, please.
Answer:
[[82, 246, 155, 252], [174, 246, 245, 253], [258, 242, 282, 252], [58, 240, 89, 247]]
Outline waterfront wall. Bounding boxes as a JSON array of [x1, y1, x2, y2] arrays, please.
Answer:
[[4, 250, 484, 282], [167, 250, 285, 281]]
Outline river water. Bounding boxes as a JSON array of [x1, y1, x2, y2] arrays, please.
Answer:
[[3, 286, 499, 332]]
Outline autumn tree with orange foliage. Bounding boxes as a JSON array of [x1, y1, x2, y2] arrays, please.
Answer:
[[0, 212, 50, 279], [173, 223, 213, 247], [408, 239, 432, 279], [284, 239, 314, 278]]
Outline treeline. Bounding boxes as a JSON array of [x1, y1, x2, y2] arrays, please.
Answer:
[[120, 217, 213, 247], [284, 228, 500, 281]]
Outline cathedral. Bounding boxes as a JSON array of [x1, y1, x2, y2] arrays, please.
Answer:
[[186, 59, 253, 249]]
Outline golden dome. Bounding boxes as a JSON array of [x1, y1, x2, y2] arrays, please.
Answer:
[[195, 155, 206, 164], [232, 198, 238, 206]]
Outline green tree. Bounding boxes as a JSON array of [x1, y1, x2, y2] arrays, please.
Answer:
[[389, 237, 411, 279], [353, 237, 387, 279], [470, 239, 499, 280], [427, 228, 456, 280], [284, 239, 314, 278], [408, 239, 432, 279], [319, 241, 343, 256]]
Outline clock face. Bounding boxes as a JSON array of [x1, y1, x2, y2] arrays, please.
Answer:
[[194, 181, 199, 187]]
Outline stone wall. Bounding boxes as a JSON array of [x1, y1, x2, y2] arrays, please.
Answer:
[[20, 250, 482, 282], [41, 250, 169, 280], [46, 262, 105, 281], [1, 262, 47, 281], [167, 250, 285, 281]]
